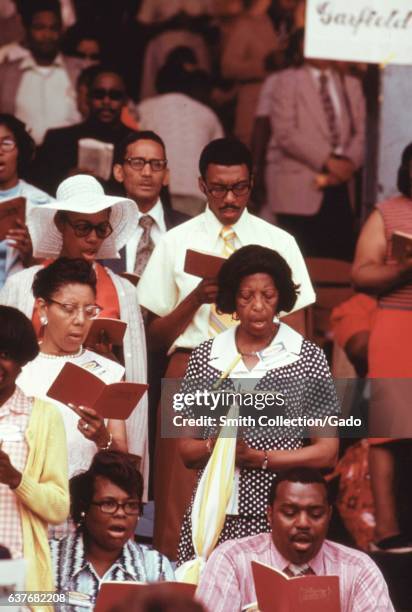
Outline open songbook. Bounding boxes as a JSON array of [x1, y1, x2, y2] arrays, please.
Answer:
[[94, 581, 197, 612], [0, 197, 25, 240], [184, 249, 226, 279], [78, 138, 114, 181], [251, 560, 341, 612], [47, 362, 147, 419]]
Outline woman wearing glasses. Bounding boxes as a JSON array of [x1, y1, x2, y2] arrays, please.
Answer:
[[18, 258, 127, 484], [0, 114, 53, 288], [50, 451, 174, 606], [0, 174, 150, 496]]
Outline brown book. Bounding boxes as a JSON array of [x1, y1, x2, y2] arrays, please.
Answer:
[[251, 560, 341, 612], [392, 230, 412, 262], [120, 272, 140, 286], [0, 197, 26, 240], [94, 581, 197, 612], [47, 362, 148, 419], [184, 249, 226, 279], [85, 318, 127, 347]]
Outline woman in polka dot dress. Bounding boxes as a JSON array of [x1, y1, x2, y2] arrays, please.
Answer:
[[177, 245, 339, 565]]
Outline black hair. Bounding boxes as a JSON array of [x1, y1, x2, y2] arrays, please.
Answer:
[[397, 143, 412, 197], [32, 258, 97, 301], [0, 113, 36, 176], [62, 22, 102, 58], [21, 0, 62, 28], [88, 64, 127, 95], [76, 63, 101, 90], [114, 130, 166, 165], [199, 138, 253, 179], [268, 468, 332, 506], [0, 306, 39, 365], [70, 451, 144, 527], [216, 245, 300, 315]]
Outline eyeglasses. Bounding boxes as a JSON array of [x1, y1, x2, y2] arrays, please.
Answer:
[[0, 137, 17, 153], [90, 499, 141, 515], [204, 181, 251, 199], [64, 218, 113, 239], [124, 157, 167, 172], [91, 88, 124, 101], [48, 299, 102, 319]]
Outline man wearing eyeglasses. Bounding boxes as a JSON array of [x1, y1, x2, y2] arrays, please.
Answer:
[[137, 137, 316, 560], [33, 65, 136, 195]]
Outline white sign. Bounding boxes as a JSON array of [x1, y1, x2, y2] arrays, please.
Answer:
[[305, 0, 412, 65]]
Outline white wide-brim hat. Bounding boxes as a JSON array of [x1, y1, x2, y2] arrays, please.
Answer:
[[27, 174, 138, 259]]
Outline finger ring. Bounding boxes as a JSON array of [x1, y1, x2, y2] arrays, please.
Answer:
[[83, 423, 89, 431]]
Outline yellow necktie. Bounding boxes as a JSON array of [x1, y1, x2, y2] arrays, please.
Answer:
[[209, 226, 238, 337]]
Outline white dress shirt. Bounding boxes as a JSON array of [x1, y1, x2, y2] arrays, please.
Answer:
[[15, 53, 80, 144], [137, 207, 316, 352], [125, 199, 166, 273]]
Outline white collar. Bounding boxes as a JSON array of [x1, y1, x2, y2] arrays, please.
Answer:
[[202, 206, 251, 243], [20, 52, 64, 71], [136, 198, 163, 228], [208, 322, 303, 374]]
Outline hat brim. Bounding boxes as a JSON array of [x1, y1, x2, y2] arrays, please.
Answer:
[[27, 194, 138, 260]]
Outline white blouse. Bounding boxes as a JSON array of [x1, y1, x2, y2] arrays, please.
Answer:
[[18, 349, 124, 478]]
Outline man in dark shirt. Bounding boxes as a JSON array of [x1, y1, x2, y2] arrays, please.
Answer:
[[33, 64, 135, 194]]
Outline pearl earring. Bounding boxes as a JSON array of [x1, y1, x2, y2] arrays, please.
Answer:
[[40, 316, 48, 326]]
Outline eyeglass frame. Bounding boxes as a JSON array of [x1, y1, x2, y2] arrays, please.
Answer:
[[47, 298, 103, 319], [202, 180, 252, 199], [63, 217, 114, 239], [0, 137, 17, 153], [90, 499, 141, 515], [123, 157, 168, 172]]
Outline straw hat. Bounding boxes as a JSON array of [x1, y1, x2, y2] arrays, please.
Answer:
[[27, 175, 138, 259]]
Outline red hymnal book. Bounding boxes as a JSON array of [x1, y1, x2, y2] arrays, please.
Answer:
[[120, 272, 140, 286], [0, 197, 26, 240], [47, 362, 148, 419], [85, 318, 127, 347], [94, 581, 197, 612], [184, 249, 225, 279], [251, 560, 341, 612], [392, 230, 412, 262]]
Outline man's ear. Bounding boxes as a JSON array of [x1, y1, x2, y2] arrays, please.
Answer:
[[198, 176, 206, 196], [163, 167, 170, 187], [113, 163, 124, 184]]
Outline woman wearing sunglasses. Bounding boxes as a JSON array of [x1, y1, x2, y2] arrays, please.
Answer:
[[0, 113, 53, 288], [0, 174, 150, 497], [50, 451, 174, 606]]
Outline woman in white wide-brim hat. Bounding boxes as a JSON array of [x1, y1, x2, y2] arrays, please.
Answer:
[[0, 174, 149, 498]]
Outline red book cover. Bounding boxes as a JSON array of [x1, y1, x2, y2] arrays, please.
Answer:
[[85, 318, 127, 347], [0, 197, 26, 240], [94, 581, 197, 612], [47, 362, 148, 419], [184, 249, 225, 279], [252, 560, 341, 612]]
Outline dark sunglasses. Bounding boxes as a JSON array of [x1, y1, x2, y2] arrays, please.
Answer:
[[91, 88, 124, 101], [65, 218, 113, 239]]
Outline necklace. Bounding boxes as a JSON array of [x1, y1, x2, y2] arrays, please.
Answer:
[[236, 324, 279, 358], [39, 345, 84, 360]]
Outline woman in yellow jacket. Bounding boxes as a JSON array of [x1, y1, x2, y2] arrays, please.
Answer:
[[0, 305, 69, 593]]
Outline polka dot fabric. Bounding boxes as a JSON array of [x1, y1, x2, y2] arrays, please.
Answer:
[[177, 336, 339, 565]]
